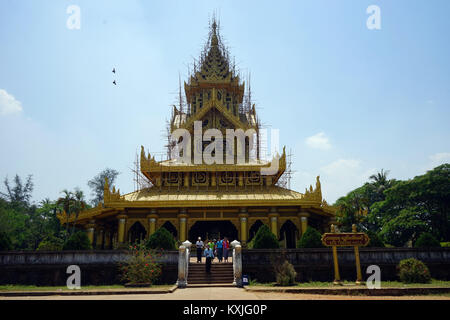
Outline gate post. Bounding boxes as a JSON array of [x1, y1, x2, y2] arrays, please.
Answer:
[[231, 240, 242, 287], [176, 245, 187, 288]]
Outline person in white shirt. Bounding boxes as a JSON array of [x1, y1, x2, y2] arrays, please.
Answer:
[[196, 237, 204, 263]]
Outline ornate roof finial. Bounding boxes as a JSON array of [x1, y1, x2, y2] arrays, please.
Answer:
[[211, 19, 219, 47]]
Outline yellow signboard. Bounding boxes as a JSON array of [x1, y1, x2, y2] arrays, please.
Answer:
[[321, 232, 370, 247]]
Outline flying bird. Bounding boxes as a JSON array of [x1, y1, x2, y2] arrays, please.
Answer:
[[113, 80, 117, 85], [112, 68, 116, 73]]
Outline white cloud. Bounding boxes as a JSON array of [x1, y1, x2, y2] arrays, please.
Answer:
[[321, 158, 360, 175], [317, 158, 377, 203], [0, 89, 23, 116], [305, 132, 331, 150], [428, 152, 450, 168]]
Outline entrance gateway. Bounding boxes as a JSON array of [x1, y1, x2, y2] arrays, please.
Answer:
[[188, 220, 238, 243], [57, 18, 337, 249]]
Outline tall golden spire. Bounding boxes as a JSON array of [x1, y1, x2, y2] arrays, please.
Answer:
[[211, 19, 219, 47]]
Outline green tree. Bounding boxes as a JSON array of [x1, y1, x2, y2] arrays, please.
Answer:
[[374, 164, 450, 245], [365, 230, 384, 247], [377, 207, 428, 247], [252, 225, 279, 249], [335, 187, 368, 232], [0, 175, 38, 249], [88, 168, 119, 206], [57, 190, 75, 239], [63, 231, 92, 250], [146, 227, 176, 250], [70, 189, 87, 236], [369, 169, 394, 202], [414, 232, 441, 248], [297, 227, 324, 248], [37, 235, 64, 251], [0, 174, 34, 209], [0, 231, 12, 251]]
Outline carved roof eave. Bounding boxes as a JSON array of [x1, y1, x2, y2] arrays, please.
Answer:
[[184, 80, 245, 103], [57, 204, 106, 225], [103, 198, 328, 211], [140, 146, 286, 175], [63, 198, 333, 226], [180, 96, 249, 132]]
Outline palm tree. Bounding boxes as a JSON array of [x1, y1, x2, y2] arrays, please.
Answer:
[[70, 188, 87, 236], [369, 169, 390, 186], [369, 169, 392, 202], [57, 190, 74, 240]]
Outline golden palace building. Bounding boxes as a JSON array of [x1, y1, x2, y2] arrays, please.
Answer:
[[58, 20, 336, 249]]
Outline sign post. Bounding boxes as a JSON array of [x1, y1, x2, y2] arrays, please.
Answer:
[[352, 224, 363, 285], [330, 225, 340, 284], [321, 224, 369, 285]]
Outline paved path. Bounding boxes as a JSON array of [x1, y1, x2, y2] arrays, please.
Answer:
[[2, 287, 449, 300]]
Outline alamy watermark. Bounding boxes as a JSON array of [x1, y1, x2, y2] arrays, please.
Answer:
[[66, 265, 81, 289], [366, 265, 381, 289], [367, 5, 381, 30], [66, 5, 81, 30], [169, 121, 281, 175]]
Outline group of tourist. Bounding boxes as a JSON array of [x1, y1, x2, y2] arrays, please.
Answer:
[[195, 237, 231, 273]]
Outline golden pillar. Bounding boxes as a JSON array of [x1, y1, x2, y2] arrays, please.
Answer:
[[104, 230, 111, 249], [239, 208, 248, 244], [298, 212, 310, 235], [178, 209, 188, 242], [85, 220, 95, 246], [97, 227, 104, 249], [147, 210, 158, 237], [211, 173, 216, 187], [149, 218, 157, 235], [268, 208, 279, 238], [238, 172, 244, 187], [117, 215, 127, 244], [184, 173, 190, 187]]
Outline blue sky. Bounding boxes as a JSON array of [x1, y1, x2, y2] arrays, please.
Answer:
[[0, 0, 449, 204]]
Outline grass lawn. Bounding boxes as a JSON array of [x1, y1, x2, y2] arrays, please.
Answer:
[[0, 284, 174, 292], [248, 279, 450, 288]]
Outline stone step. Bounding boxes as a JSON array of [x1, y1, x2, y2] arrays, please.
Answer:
[[187, 283, 235, 288], [187, 262, 234, 285], [188, 274, 234, 278], [188, 275, 234, 278], [189, 272, 233, 276], [188, 280, 234, 284]]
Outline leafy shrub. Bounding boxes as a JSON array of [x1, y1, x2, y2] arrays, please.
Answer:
[[37, 236, 64, 251], [366, 231, 385, 248], [63, 231, 92, 250], [397, 258, 431, 283], [120, 242, 162, 285], [414, 232, 441, 248], [274, 260, 297, 286], [146, 227, 176, 250], [252, 225, 279, 249], [297, 227, 324, 248], [0, 232, 12, 251], [246, 238, 255, 249]]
